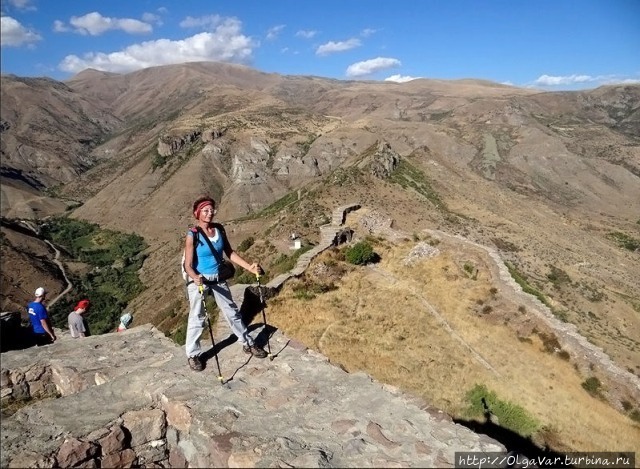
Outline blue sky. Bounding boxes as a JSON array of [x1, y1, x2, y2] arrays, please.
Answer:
[[1, 0, 638, 90]]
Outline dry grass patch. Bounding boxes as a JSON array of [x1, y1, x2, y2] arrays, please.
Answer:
[[267, 238, 640, 453]]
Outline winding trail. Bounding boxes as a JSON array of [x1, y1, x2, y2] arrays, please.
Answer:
[[16, 220, 73, 307]]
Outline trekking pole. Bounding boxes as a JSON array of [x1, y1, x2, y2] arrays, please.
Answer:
[[256, 274, 274, 361], [199, 285, 224, 384]]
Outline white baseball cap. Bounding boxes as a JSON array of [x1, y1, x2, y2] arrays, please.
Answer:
[[35, 287, 46, 297]]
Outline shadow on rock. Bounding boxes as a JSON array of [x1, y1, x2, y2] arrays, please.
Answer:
[[1, 313, 37, 352]]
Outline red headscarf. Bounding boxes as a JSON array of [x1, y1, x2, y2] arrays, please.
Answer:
[[74, 299, 90, 311], [194, 200, 214, 219]]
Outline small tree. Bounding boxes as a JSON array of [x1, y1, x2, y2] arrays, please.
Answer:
[[345, 241, 377, 265]]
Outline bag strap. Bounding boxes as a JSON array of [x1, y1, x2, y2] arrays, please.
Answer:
[[195, 226, 225, 265], [189, 227, 198, 245]]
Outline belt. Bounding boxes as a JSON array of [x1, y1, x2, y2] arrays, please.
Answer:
[[186, 276, 221, 286]]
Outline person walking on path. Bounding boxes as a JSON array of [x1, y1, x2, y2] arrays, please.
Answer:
[[68, 299, 90, 338], [183, 195, 267, 371], [27, 287, 56, 346]]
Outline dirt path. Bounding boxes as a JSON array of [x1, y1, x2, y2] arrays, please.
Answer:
[[17, 220, 73, 307]]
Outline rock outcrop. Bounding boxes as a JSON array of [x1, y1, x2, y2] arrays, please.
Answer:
[[1, 320, 503, 467], [157, 131, 202, 157]]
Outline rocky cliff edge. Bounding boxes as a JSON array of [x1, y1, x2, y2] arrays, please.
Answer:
[[1, 321, 503, 468]]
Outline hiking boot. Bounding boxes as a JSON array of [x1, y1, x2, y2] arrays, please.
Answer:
[[188, 355, 204, 371], [243, 344, 267, 359]]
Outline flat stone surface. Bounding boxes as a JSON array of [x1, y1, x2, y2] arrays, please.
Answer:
[[1, 324, 503, 467]]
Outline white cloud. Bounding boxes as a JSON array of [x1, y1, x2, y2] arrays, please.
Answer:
[[62, 12, 152, 36], [616, 78, 640, 84], [58, 18, 255, 74], [266, 24, 285, 41], [361, 28, 377, 37], [142, 12, 163, 26], [384, 74, 420, 83], [5, 0, 36, 11], [534, 74, 593, 86], [346, 57, 401, 77], [180, 14, 222, 29], [53, 20, 69, 33], [1, 16, 41, 47], [532, 73, 640, 87], [295, 30, 317, 39], [316, 38, 361, 56]]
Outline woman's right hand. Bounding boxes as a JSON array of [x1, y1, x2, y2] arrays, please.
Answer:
[[196, 275, 204, 286]]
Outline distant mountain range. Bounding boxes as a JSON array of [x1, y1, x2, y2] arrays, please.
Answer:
[[1, 63, 639, 452]]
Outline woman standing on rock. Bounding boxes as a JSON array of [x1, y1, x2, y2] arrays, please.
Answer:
[[183, 195, 267, 371]]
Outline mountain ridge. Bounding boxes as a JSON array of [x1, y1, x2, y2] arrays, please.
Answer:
[[1, 62, 639, 454]]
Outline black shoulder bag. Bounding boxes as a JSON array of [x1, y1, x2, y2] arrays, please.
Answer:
[[195, 226, 236, 282]]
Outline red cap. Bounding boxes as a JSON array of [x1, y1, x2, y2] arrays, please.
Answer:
[[74, 299, 90, 311]]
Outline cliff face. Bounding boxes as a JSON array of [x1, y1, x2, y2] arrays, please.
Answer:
[[1, 323, 503, 468]]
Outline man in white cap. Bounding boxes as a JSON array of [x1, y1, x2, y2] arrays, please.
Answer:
[[27, 287, 56, 345]]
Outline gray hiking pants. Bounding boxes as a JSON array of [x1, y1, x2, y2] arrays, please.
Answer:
[[185, 278, 254, 358]]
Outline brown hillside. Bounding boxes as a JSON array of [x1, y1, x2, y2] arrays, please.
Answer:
[[1, 63, 639, 453]]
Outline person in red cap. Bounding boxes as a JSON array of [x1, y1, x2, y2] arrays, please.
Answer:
[[68, 299, 90, 338]]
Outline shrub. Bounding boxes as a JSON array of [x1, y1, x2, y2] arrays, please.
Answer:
[[581, 377, 604, 398], [505, 262, 550, 307], [269, 244, 313, 274], [234, 270, 261, 285], [463, 262, 475, 275], [607, 232, 640, 251], [345, 241, 377, 265], [151, 152, 168, 171], [173, 324, 187, 346], [465, 384, 539, 436], [537, 332, 562, 354], [237, 236, 255, 252], [547, 265, 571, 286]]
